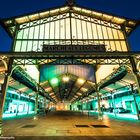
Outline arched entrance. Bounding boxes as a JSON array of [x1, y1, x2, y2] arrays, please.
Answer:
[[0, 0, 140, 136]]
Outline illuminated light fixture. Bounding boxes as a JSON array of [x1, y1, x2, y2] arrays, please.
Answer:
[[19, 87, 28, 92], [62, 76, 70, 82], [77, 78, 85, 84], [50, 78, 59, 85], [81, 87, 88, 92], [49, 92, 54, 96], [45, 87, 52, 92], [51, 95, 56, 98], [74, 95, 78, 98], [76, 92, 82, 96]]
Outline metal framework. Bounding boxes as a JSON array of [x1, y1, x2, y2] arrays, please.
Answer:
[[0, 1, 140, 135], [0, 52, 139, 66]]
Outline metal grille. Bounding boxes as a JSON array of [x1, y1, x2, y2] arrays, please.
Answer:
[[91, 125, 109, 128], [21, 124, 36, 128], [75, 125, 89, 127]]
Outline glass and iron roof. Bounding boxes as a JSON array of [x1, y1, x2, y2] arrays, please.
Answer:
[[0, 4, 139, 37]]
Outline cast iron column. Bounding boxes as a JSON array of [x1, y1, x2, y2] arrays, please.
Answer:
[[0, 59, 13, 136], [33, 90, 39, 120]]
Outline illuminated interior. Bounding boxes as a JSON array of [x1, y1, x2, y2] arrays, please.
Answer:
[[0, 3, 140, 120]]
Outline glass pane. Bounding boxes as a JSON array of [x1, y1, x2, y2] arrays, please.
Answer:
[[92, 23, 98, 39], [44, 22, 49, 40], [15, 41, 21, 52], [17, 30, 23, 39], [39, 24, 44, 39], [96, 24, 103, 39], [66, 18, 70, 39], [121, 41, 127, 51], [102, 26, 108, 39], [107, 27, 113, 39], [34, 24, 40, 39], [72, 18, 76, 39], [29, 26, 34, 39], [50, 21, 55, 39], [23, 28, 29, 39], [82, 20, 87, 39], [77, 19, 82, 39], [60, 19, 65, 39], [55, 20, 60, 39], [117, 30, 125, 39], [112, 28, 119, 39], [87, 22, 92, 39]]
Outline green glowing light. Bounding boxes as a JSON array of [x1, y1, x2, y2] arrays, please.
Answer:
[[50, 78, 59, 85]]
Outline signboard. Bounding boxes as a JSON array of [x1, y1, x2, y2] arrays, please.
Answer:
[[42, 44, 106, 52]]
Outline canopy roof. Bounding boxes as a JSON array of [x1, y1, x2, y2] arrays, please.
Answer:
[[0, 3, 139, 37], [0, 61, 137, 103]]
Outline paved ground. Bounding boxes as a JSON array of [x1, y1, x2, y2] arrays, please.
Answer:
[[1, 111, 140, 140]]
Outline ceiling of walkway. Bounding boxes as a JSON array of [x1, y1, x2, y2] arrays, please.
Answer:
[[0, 60, 137, 103]]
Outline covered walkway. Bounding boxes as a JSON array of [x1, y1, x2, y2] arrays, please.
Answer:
[[0, 0, 140, 139], [2, 111, 140, 140]]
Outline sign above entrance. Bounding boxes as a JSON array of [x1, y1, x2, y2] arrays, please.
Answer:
[[42, 44, 106, 52]]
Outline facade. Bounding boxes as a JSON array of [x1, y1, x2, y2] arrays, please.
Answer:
[[0, 0, 140, 124]]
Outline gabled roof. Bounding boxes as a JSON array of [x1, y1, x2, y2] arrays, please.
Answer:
[[0, 3, 139, 37]]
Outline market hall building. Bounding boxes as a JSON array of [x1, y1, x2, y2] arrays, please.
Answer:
[[0, 0, 140, 139]]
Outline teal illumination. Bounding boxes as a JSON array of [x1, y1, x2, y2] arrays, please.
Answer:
[[50, 78, 59, 85]]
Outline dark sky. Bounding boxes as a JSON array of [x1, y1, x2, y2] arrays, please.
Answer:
[[0, 0, 140, 51]]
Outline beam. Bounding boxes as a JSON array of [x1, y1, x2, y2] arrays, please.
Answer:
[[0, 51, 139, 58]]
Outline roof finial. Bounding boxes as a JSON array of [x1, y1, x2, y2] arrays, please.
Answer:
[[66, 0, 75, 7]]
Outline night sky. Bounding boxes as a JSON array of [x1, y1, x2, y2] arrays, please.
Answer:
[[0, 0, 140, 52]]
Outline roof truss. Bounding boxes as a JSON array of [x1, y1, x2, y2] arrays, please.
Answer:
[[1, 5, 139, 37]]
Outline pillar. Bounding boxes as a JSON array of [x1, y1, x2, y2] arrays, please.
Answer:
[[111, 92, 116, 116], [129, 55, 140, 95], [27, 96, 30, 114], [44, 97, 46, 113], [0, 59, 13, 136], [33, 92, 39, 120], [96, 90, 103, 120], [16, 93, 21, 116], [130, 84, 140, 120], [133, 93, 140, 120]]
